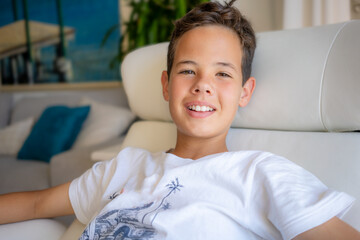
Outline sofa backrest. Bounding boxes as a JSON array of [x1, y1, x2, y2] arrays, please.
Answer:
[[1, 87, 129, 125], [122, 21, 360, 132], [121, 20, 360, 230]]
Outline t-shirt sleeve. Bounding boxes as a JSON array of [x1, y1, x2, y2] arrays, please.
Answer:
[[69, 158, 119, 224], [256, 155, 355, 240]]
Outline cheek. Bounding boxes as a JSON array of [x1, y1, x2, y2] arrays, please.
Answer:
[[168, 84, 180, 102], [220, 83, 242, 105], [169, 79, 188, 100]]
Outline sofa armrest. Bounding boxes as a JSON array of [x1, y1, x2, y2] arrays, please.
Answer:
[[50, 137, 125, 187], [59, 219, 86, 240]]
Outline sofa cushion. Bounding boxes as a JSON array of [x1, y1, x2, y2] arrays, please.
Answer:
[[10, 88, 130, 124], [121, 121, 177, 152], [18, 105, 90, 163], [0, 118, 34, 156], [10, 95, 79, 124], [72, 97, 135, 149], [0, 156, 50, 194]]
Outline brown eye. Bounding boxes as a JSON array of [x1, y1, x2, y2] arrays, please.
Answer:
[[217, 72, 231, 77], [180, 70, 195, 75]]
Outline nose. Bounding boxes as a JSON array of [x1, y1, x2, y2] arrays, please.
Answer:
[[191, 76, 214, 95]]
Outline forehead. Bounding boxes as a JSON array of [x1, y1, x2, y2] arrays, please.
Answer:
[[173, 25, 243, 68]]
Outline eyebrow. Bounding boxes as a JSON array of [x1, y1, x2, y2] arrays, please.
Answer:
[[216, 62, 238, 72], [175, 60, 198, 67]]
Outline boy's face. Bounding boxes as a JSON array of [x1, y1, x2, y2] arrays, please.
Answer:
[[161, 25, 255, 141]]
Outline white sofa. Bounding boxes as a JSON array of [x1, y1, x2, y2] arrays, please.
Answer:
[[0, 86, 130, 195], [2, 20, 360, 239]]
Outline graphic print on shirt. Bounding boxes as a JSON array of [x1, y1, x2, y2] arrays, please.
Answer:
[[80, 178, 184, 240], [109, 188, 124, 200]]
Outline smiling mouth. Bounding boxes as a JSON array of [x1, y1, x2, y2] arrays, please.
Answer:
[[187, 105, 215, 112]]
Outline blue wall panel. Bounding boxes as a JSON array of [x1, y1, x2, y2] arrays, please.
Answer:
[[0, 0, 121, 82]]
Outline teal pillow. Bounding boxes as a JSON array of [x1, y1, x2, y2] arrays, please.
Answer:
[[18, 105, 90, 162]]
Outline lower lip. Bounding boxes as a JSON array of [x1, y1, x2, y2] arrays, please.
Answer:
[[186, 108, 215, 118]]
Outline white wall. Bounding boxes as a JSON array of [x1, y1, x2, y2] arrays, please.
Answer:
[[231, 0, 283, 32], [283, 0, 351, 29]]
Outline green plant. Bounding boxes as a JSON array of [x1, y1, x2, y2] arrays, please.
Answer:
[[102, 0, 208, 69]]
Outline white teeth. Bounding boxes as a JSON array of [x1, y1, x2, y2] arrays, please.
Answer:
[[188, 105, 214, 112]]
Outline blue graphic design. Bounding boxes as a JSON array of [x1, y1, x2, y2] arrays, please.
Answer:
[[142, 178, 183, 225], [80, 178, 183, 240]]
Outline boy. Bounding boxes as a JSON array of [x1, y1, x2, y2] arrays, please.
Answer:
[[0, 0, 359, 239]]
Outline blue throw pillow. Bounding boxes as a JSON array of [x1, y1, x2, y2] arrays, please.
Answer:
[[18, 105, 90, 163]]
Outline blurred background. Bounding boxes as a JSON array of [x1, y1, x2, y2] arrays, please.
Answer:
[[0, 0, 358, 86]]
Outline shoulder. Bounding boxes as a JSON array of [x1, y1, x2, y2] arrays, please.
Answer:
[[204, 150, 297, 180], [226, 150, 292, 169], [229, 150, 304, 171], [227, 150, 315, 185], [239, 151, 331, 203]]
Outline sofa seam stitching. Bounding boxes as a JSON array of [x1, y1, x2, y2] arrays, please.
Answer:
[[319, 21, 350, 132]]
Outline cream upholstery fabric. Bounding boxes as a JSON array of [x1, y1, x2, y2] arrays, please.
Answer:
[[122, 42, 170, 122], [121, 121, 177, 152]]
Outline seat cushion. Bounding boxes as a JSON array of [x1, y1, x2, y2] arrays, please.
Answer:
[[0, 219, 66, 240], [0, 156, 50, 194]]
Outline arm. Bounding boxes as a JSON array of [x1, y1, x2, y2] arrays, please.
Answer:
[[293, 217, 360, 240], [0, 182, 74, 224]]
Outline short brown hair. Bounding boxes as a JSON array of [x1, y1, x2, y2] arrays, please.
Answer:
[[167, 0, 256, 85]]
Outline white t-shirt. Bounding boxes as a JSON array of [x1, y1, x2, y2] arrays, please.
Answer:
[[69, 147, 354, 240]]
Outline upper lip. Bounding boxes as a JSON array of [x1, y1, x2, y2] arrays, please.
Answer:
[[185, 101, 217, 110]]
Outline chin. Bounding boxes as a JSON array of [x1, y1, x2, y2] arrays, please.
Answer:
[[179, 127, 228, 140]]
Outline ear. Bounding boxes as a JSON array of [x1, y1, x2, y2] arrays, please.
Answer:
[[239, 77, 256, 107], [161, 71, 170, 102]]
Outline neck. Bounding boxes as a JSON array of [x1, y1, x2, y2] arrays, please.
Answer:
[[170, 131, 228, 160]]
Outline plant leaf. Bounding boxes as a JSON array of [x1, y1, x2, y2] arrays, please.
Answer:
[[100, 24, 120, 47]]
